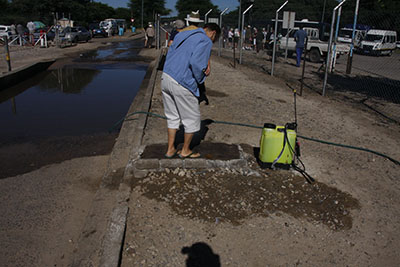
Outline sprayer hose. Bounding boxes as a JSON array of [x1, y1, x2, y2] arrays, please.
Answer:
[[109, 111, 400, 166]]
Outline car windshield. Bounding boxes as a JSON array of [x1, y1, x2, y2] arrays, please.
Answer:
[[339, 29, 353, 38], [365, 34, 383, 42], [100, 22, 108, 27]]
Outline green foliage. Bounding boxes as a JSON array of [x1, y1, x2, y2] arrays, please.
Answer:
[[129, 0, 170, 27], [115, 8, 132, 22], [0, 0, 143, 27], [175, 0, 219, 20], [86, 2, 116, 23], [223, 0, 399, 34]]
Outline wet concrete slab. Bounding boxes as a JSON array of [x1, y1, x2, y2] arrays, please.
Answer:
[[141, 142, 240, 160]]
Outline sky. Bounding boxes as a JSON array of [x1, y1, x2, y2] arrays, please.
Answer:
[[96, 0, 239, 17]]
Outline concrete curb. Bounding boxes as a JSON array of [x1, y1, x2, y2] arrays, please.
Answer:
[[129, 144, 249, 178], [97, 48, 163, 267], [71, 48, 161, 267]]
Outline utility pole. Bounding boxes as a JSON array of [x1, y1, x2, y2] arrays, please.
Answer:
[[321, 0, 327, 23], [141, 0, 144, 29]]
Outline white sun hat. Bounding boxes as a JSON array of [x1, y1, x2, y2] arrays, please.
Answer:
[[185, 10, 204, 23]]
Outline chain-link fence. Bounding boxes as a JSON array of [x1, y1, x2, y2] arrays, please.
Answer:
[[215, 5, 400, 124]]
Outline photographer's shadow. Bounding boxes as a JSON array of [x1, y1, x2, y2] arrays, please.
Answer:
[[181, 242, 221, 267]]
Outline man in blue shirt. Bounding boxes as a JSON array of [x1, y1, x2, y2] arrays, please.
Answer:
[[162, 21, 220, 158], [294, 26, 308, 67]]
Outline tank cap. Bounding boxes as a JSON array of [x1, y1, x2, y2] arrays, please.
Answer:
[[286, 122, 297, 130], [263, 123, 276, 129]]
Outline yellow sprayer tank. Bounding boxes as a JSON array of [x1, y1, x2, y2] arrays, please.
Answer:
[[259, 123, 296, 169]]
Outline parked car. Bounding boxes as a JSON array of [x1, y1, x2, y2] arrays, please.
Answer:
[[33, 27, 56, 41], [360, 29, 397, 56], [61, 26, 91, 43], [278, 27, 350, 63], [89, 23, 107, 38], [338, 28, 367, 47], [0, 25, 12, 38]]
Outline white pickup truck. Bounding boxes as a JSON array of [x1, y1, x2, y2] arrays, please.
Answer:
[[278, 27, 350, 62]]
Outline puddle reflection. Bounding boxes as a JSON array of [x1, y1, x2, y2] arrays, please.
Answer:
[[0, 64, 147, 143]]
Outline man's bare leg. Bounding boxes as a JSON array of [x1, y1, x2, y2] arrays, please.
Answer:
[[180, 132, 200, 158], [166, 128, 177, 157]]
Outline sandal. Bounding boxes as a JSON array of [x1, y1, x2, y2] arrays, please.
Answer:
[[164, 151, 178, 159], [178, 152, 201, 159]]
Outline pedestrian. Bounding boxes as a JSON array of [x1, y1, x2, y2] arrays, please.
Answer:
[[294, 26, 308, 67], [234, 28, 240, 48], [10, 24, 16, 36], [161, 11, 220, 159], [252, 27, 257, 50], [222, 26, 228, 48], [245, 25, 251, 50], [256, 27, 263, 53], [262, 27, 267, 50], [27, 21, 35, 43], [168, 19, 185, 46], [228, 28, 233, 48], [145, 22, 155, 48]]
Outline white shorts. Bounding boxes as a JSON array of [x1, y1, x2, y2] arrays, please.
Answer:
[[161, 73, 200, 133]]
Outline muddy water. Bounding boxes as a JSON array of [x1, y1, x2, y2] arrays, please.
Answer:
[[0, 40, 149, 178]]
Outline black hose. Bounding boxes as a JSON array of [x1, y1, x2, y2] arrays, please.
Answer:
[[110, 111, 400, 166]]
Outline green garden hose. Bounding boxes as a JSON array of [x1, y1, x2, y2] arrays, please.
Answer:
[[110, 111, 400, 166]]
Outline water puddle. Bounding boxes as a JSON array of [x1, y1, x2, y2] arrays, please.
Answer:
[[0, 64, 147, 142], [0, 40, 149, 178]]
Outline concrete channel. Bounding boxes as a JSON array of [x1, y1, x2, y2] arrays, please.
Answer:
[[70, 47, 162, 267]]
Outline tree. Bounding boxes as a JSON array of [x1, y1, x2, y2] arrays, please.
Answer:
[[86, 2, 115, 23], [129, 0, 170, 27], [175, 0, 219, 20], [115, 7, 131, 21]]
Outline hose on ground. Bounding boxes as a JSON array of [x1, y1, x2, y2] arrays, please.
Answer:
[[109, 111, 400, 166]]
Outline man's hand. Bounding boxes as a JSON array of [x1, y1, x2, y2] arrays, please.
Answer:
[[204, 60, 211, 76]]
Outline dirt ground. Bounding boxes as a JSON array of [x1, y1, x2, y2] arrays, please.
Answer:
[[122, 51, 400, 266], [0, 32, 153, 266], [1, 33, 400, 266]]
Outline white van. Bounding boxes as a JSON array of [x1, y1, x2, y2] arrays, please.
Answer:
[[100, 19, 118, 35], [338, 28, 366, 47], [360, 29, 397, 56]]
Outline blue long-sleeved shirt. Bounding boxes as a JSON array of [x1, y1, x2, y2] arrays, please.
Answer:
[[163, 28, 212, 97]]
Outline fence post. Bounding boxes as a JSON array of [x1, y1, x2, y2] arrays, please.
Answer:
[[271, 0, 288, 76], [205, 9, 212, 24], [331, 6, 342, 72], [4, 36, 12, 71], [239, 4, 253, 64], [322, 0, 346, 96], [346, 0, 360, 74], [218, 8, 229, 57]]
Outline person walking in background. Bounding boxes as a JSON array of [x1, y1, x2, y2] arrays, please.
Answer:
[[234, 28, 240, 48], [228, 28, 233, 48], [145, 22, 155, 48], [294, 26, 308, 67], [161, 13, 220, 159], [262, 27, 267, 50], [27, 21, 35, 44], [168, 19, 185, 46]]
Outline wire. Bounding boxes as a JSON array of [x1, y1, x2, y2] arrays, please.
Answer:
[[110, 111, 400, 166]]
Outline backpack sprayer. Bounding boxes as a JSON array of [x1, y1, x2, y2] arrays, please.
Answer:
[[258, 88, 315, 184]]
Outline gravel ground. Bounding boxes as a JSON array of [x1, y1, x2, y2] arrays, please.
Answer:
[[122, 49, 400, 266]]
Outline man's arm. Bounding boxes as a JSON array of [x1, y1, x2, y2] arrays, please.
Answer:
[[189, 39, 212, 84]]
